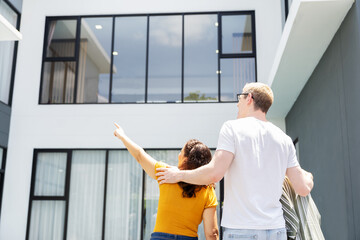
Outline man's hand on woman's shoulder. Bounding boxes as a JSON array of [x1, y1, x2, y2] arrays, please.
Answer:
[[156, 166, 182, 184]]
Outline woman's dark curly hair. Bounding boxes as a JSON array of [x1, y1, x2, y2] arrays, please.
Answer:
[[178, 139, 212, 198]]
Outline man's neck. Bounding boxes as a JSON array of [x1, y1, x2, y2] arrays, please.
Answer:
[[246, 111, 267, 122]]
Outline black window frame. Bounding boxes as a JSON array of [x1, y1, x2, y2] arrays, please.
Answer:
[[0, 0, 21, 106], [218, 12, 257, 101], [26, 148, 223, 240], [0, 146, 7, 216], [39, 11, 257, 105], [284, 0, 295, 20]]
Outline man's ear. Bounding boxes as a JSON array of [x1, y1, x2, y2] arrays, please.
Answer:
[[247, 93, 253, 105]]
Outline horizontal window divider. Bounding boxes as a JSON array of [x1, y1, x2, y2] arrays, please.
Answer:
[[39, 101, 238, 105], [50, 38, 76, 43], [34, 148, 211, 151], [220, 53, 256, 58], [219, 100, 238, 103], [44, 57, 77, 62], [219, 11, 255, 16], [46, 16, 78, 21], [34, 149, 70, 153], [48, 11, 253, 19], [31, 196, 66, 201]]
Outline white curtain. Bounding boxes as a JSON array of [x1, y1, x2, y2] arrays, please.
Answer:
[[34, 152, 67, 196], [232, 58, 255, 99], [143, 150, 179, 240], [29, 201, 66, 240], [76, 39, 88, 103], [105, 150, 143, 240], [28, 152, 67, 240], [41, 61, 76, 104], [66, 150, 106, 240]]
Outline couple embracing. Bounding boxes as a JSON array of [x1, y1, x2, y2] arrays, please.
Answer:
[[114, 82, 313, 240]]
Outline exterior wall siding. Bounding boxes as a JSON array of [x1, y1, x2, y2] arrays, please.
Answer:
[[286, 3, 360, 240]]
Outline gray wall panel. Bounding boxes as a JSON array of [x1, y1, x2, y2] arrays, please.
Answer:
[[286, 3, 360, 240], [286, 33, 351, 240], [339, 4, 360, 239]]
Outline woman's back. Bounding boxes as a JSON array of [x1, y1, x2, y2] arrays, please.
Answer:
[[154, 162, 218, 237], [113, 125, 219, 239]]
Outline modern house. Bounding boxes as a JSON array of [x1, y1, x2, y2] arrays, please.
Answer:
[[0, 0, 358, 239]]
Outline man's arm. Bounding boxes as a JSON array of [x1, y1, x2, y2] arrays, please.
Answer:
[[156, 149, 234, 185], [286, 166, 313, 197]]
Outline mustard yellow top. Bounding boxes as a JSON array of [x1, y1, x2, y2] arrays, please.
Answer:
[[153, 162, 218, 237]]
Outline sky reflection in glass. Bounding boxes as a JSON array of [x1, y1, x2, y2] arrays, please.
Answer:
[[112, 17, 147, 103], [147, 16, 182, 103], [184, 14, 218, 102]]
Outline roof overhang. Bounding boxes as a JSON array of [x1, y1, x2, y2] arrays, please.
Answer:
[[267, 0, 354, 119], [0, 14, 22, 41]]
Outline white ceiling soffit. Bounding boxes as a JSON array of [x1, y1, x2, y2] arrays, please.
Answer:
[[0, 14, 22, 41], [267, 0, 354, 118]]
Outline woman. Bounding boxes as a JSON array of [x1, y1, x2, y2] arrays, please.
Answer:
[[113, 123, 219, 240]]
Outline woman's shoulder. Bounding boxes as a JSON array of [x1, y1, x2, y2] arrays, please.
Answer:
[[198, 185, 216, 196], [155, 161, 167, 169]]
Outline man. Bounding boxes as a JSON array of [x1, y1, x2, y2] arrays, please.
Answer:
[[156, 82, 314, 240]]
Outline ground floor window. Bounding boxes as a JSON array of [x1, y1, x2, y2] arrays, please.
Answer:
[[27, 149, 222, 240]]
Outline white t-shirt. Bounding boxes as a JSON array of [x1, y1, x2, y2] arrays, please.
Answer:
[[217, 117, 299, 229]]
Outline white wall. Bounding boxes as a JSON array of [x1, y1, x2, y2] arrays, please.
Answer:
[[0, 0, 284, 238]]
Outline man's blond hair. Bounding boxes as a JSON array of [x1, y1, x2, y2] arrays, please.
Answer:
[[243, 82, 274, 113]]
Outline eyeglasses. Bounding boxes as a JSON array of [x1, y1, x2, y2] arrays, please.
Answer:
[[237, 93, 255, 101]]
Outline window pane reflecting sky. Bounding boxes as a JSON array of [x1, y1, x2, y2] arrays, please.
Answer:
[[112, 17, 147, 103], [222, 15, 252, 54], [148, 15, 182, 103], [184, 14, 218, 102]]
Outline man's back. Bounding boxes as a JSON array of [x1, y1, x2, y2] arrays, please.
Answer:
[[217, 117, 299, 229]]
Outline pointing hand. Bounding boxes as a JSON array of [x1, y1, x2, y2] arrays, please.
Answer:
[[113, 122, 126, 139]]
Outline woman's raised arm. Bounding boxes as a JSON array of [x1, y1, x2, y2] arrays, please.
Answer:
[[113, 122, 157, 179]]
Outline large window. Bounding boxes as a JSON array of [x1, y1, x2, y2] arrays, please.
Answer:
[[0, 0, 20, 105], [40, 11, 256, 104], [27, 149, 222, 240]]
